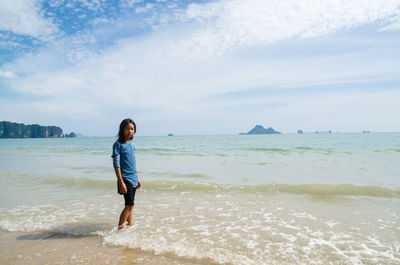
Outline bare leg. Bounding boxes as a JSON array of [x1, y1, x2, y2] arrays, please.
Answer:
[[127, 206, 134, 226], [118, 205, 134, 229]]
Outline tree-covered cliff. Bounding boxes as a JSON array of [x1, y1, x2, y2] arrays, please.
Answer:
[[0, 121, 64, 138]]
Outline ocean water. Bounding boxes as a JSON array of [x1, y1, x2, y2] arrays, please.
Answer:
[[0, 133, 399, 264]]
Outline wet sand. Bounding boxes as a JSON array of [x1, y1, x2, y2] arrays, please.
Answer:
[[0, 229, 214, 265]]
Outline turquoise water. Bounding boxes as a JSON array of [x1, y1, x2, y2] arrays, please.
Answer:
[[1, 133, 399, 264]]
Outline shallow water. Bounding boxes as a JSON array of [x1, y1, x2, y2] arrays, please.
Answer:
[[1, 133, 399, 264]]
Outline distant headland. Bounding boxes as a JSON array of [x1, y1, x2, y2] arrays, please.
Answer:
[[0, 121, 77, 138], [240, 125, 281, 135]]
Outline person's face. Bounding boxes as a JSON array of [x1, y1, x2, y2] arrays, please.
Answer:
[[123, 123, 135, 140]]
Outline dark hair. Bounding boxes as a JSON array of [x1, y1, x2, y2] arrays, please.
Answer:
[[118, 118, 136, 143]]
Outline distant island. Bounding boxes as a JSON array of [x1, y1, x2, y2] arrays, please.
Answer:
[[315, 130, 332, 134], [0, 121, 64, 138], [240, 125, 281, 135], [65, 132, 77, 138]]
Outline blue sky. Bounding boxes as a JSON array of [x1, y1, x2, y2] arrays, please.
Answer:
[[1, 0, 400, 136]]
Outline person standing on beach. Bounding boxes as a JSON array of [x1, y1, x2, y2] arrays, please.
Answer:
[[112, 118, 142, 230]]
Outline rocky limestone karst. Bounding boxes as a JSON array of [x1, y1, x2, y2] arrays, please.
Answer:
[[0, 121, 64, 138], [240, 125, 281, 135]]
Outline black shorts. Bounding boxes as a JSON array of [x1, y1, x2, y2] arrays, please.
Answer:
[[119, 179, 137, 206]]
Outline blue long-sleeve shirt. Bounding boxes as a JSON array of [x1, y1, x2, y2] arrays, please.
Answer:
[[112, 140, 138, 187]]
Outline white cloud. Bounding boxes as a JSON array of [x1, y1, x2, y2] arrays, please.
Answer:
[[1, 0, 400, 135], [0, 0, 58, 40], [0, 70, 16, 78], [121, 0, 144, 8], [135, 2, 154, 13], [380, 14, 400, 31], [175, 0, 400, 59]]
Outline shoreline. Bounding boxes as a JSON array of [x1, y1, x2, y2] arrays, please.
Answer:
[[0, 229, 212, 265]]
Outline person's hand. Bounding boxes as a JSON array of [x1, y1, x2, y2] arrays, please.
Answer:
[[137, 179, 142, 190], [119, 181, 127, 194]]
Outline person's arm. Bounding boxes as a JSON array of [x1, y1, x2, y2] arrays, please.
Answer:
[[112, 142, 127, 194], [114, 167, 127, 194], [137, 177, 142, 189]]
